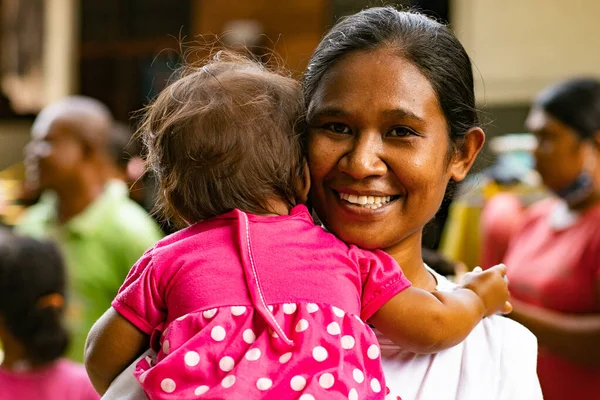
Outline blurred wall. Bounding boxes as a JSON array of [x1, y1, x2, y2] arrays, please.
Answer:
[[453, 0, 600, 106], [192, 0, 328, 75], [0, 120, 30, 170]]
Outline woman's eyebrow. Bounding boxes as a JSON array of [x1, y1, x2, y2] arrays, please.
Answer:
[[383, 108, 426, 124], [307, 107, 348, 121]]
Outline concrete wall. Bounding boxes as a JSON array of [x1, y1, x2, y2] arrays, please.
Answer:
[[452, 0, 600, 105]]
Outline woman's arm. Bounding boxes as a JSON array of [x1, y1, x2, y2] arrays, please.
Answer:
[[509, 295, 600, 366], [84, 307, 150, 395], [369, 265, 511, 354]]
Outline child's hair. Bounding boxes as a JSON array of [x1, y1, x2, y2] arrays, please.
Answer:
[[138, 50, 306, 227], [0, 231, 69, 365]]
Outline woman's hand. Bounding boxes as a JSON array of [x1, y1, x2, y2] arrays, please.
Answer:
[[460, 264, 512, 316]]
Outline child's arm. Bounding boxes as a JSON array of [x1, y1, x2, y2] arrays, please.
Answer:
[[84, 307, 150, 395], [369, 264, 510, 354]]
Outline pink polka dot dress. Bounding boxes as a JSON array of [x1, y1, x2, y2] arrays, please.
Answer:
[[113, 206, 410, 399]]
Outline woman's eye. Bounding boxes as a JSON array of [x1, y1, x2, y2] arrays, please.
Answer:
[[387, 127, 416, 137], [325, 123, 351, 134]]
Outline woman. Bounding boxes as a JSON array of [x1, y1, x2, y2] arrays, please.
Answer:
[[303, 7, 542, 400], [100, 7, 541, 400], [503, 78, 600, 400]]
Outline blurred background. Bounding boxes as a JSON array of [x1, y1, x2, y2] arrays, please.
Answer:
[[0, 0, 599, 254], [1, 3, 600, 398]]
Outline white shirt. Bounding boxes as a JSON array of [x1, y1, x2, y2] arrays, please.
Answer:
[[379, 268, 543, 400]]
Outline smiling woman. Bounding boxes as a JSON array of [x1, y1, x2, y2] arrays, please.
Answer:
[[304, 7, 543, 399]]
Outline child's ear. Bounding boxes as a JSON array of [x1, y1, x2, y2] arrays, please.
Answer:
[[295, 159, 311, 205]]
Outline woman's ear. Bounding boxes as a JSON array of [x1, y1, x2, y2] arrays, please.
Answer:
[[449, 127, 485, 182], [295, 159, 311, 205]]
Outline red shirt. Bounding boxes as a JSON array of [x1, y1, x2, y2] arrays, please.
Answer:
[[504, 199, 600, 400]]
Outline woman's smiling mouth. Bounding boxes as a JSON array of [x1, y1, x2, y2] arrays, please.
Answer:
[[336, 191, 399, 210]]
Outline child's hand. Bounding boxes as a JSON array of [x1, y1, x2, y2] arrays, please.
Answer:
[[460, 264, 511, 316]]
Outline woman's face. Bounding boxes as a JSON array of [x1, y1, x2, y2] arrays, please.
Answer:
[[526, 108, 585, 192], [306, 48, 476, 251]]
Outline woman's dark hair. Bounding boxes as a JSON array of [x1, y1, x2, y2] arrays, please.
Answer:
[[139, 50, 305, 227], [303, 6, 479, 153], [0, 232, 69, 365], [534, 78, 600, 140]]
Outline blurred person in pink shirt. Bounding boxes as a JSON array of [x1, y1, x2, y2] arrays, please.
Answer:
[[504, 78, 600, 400], [0, 230, 99, 400]]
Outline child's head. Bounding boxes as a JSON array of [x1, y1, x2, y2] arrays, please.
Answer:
[[139, 51, 306, 226], [0, 231, 69, 365]]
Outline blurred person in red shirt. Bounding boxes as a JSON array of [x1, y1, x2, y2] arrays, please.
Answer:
[[504, 78, 600, 400]]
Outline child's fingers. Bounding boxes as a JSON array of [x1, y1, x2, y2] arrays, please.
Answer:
[[472, 266, 483, 273], [501, 300, 513, 314]]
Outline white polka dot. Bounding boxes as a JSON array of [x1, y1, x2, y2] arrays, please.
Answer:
[[203, 308, 217, 319], [256, 378, 273, 391], [176, 313, 188, 321], [139, 371, 149, 383], [348, 388, 359, 400], [219, 356, 235, 372], [283, 303, 297, 314], [194, 385, 209, 396], [332, 306, 345, 317], [279, 352, 292, 364], [352, 369, 364, 383], [319, 373, 335, 389], [268, 305, 274, 312], [161, 378, 176, 393], [367, 344, 380, 360], [231, 306, 246, 316], [306, 303, 319, 313], [313, 346, 328, 362], [211, 326, 226, 341], [184, 351, 200, 367], [162, 327, 169, 338], [300, 395, 315, 400], [341, 335, 355, 349], [295, 319, 309, 332], [290, 375, 307, 391], [242, 329, 255, 344], [162, 340, 170, 354], [327, 322, 341, 335], [245, 348, 261, 361], [221, 375, 236, 389], [371, 378, 381, 393], [270, 329, 279, 338]]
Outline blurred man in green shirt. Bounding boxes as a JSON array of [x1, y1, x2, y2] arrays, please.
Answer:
[[16, 97, 163, 361]]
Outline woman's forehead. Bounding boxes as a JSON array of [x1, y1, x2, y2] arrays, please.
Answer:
[[307, 49, 442, 123]]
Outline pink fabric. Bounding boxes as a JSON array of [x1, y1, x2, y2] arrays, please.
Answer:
[[113, 205, 410, 399], [0, 359, 99, 400], [481, 193, 525, 270], [504, 199, 600, 400]]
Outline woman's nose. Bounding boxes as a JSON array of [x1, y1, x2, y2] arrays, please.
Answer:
[[338, 132, 387, 179]]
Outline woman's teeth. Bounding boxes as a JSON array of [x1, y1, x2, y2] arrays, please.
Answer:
[[339, 193, 393, 209]]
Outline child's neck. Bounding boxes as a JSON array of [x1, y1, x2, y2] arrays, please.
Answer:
[[260, 198, 292, 216], [0, 330, 30, 370]]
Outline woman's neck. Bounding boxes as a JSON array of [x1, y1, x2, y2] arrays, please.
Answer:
[[383, 229, 437, 292]]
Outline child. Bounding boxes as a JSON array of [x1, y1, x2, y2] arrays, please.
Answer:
[[0, 230, 99, 400], [85, 52, 510, 399]]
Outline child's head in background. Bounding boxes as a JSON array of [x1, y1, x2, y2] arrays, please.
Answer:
[[0, 231, 69, 368], [138, 50, 308, 227]]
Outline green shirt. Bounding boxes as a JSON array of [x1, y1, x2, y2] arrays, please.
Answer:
[[15, 180, 164, 361]]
